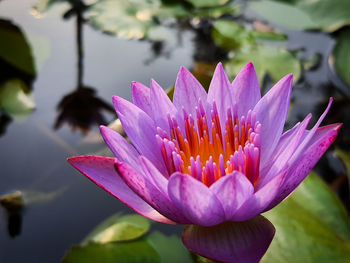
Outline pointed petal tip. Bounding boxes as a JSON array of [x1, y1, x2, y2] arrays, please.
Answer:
[[245, 61, 254, 70], [335, 122, 343, 130]]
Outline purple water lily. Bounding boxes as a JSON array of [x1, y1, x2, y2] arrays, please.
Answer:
[[68, 62, 340, 263]]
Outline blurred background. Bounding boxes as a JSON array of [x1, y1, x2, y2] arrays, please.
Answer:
[[0, 0, 349, 262]]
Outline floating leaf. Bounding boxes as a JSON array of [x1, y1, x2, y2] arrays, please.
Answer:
[[62, 240, 161, 263], [82, 214, 150, 244], [0, 79, 35, 117], [225, 45, 300, 85], [146, 231, 193, 263], [331, 29, 350, 86], [249, 0, 316, 31], [88, 0, 158, 39], [250, 0, 350, 32], [0, 19, 36, 75], [261, 172, 350, 263], [212, 20, 253, 51], [335, 148, 350, 190], [185, 0, 229, 8]]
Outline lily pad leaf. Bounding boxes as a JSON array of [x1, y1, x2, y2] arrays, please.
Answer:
[[146, 231, 193, 263], [331, 29, 350, 86], [0, 19, 36, 76], [87, 0, 158, 39], [335, 148, 350, 190], [62, 239, 161, 263], [0, 79, 35, 117], [261, 172, 350, 263], [249, 0, 350, 32], [82, 214, 150, 244], [185, 0, 229, 8], [225, 45, 300, 85]]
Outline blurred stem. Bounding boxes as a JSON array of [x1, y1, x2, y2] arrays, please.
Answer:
[[76, 4, 84, 89]]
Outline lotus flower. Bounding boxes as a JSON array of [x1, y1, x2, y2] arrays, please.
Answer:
[[68, 63, 340, 262]]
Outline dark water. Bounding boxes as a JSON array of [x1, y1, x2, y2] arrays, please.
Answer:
[[0, 1, 189, 262], [0, 1, 349, 262]]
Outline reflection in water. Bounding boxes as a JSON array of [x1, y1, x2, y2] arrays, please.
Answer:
[[54, 1, 114, 134], [55, 86, 114, 134], [0, 191, 24, 238], [0, 113, 12, 136]]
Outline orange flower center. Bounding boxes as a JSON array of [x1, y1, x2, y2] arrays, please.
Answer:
[[156, 101, 261, 187]]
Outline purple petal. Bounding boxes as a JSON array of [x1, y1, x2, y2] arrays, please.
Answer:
[[232, 170, 287, 221], [173, 66, 208, 118], [182, 215, 275, 263], [286, 98, 333, 166], [265, 123, 341, 211], [210, 172, 254, 221], [100, 125, 140, 168], [116, 161, 190, 224], [67, 156, 174, 224], [139, 156, 169, 196], [168, 173, 225, 226], [207, 62, 233, 129], [258, 114, 312, 187], [253, 74, 293, 167], [150, 79, 178, 133], [232, 62, 261, 117], [113, 96, 167, 174], [131, 81, 152, 116]]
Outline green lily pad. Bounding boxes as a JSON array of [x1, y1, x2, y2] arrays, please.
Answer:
[[82, 214, 151, 244], [87, 0, 239, 40], [0, 79, 35, 117], [0, 19, 36, 76], [250, 0, 350, 32], [185, 0, 229, 8], [87, 0, 158, 39], [225, 45, 300, 85], [146, 231, 193, 263], [332, 29, 350, 86], [62, 239, 161, 263], [212, 20, 254, 51], [261, 172, 350, 263], [335, 148, 350, 190]]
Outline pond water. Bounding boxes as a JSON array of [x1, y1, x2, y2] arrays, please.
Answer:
[[0, 0, 349, 262]]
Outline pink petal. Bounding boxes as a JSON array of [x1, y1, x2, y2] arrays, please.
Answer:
[[232, 62, 261, 117], [258, 114, 312, 187], [210, 172, 254, 221], [113, 96, 167, 174], [131, 81, 152, 116], [232, 170, 287, 221], [207, 62, 233, 129], [168, 173, 225, 226], [253, 74, 293, 167], [67, 156, 174, 224], [182, 215, 275, 263], [265, 123, 341, 211], [150, 79, 178, 133], [116, 161, 190, 224], [287, 98, 333, 166], [173, 66, 208, 118], [100, 125, 140, 168], [139, 156, 169, 196]]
